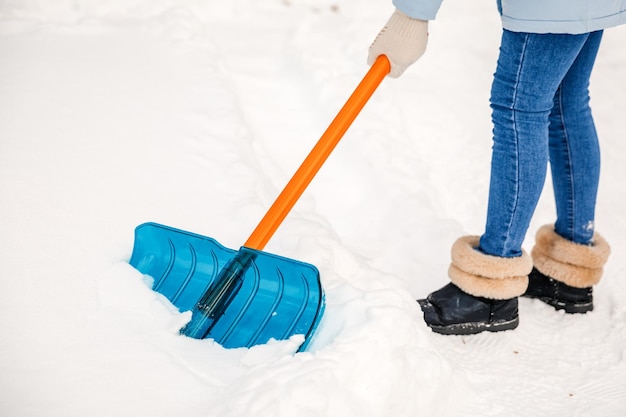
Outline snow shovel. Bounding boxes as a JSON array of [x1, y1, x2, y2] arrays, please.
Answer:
[[129, 55, 391, 351]]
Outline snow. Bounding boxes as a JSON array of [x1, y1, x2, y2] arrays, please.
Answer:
[[1, 1, 625, 416]]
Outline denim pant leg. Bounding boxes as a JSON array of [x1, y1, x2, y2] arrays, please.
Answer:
[[479, 30, 600, 258], [549, 31, 603, 244]]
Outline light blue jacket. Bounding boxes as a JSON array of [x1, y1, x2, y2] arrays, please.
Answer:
[[393, 0, 626, 34]]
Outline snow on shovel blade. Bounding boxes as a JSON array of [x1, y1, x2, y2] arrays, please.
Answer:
[[129, 222, 325, 351]]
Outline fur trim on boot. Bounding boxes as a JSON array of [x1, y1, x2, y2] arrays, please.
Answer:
[[448, 236, 533, 300], [531, 225, 611, 288]]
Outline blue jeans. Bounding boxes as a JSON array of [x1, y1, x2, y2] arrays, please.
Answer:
[[479, 30, 604, 258]]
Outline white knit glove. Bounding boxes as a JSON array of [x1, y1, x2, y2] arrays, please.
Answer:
[[368, 9, 428, 78]]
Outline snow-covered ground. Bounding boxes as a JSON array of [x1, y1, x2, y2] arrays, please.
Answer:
[[1, 1, 625, 416]]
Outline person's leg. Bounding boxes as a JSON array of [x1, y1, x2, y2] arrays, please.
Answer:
[[420, 30, 600, 334], [479, 30, 595, 257], [549, 30, 603, 244], [525, 31, 611, 313]]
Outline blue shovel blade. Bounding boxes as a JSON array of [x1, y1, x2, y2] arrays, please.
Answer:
[[128, 222, 325, 351]]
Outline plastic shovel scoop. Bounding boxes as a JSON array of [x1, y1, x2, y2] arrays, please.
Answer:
[[129, 56, 391, 351]]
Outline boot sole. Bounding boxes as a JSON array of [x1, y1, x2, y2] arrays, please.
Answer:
[[523, 294, 593, 314], [426, 315, 519, 336]]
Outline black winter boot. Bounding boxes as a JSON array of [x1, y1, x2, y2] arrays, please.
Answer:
[[418, 283, 519, 335], [418, 235, 533, 336], [523, 268, 593, 313], [526, 225, 611, 314]]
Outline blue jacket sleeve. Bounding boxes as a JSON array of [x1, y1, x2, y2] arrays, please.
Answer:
[[392, 0, 444, 20]]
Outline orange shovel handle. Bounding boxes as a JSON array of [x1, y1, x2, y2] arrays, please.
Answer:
[[244, 55, 391, 250]]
